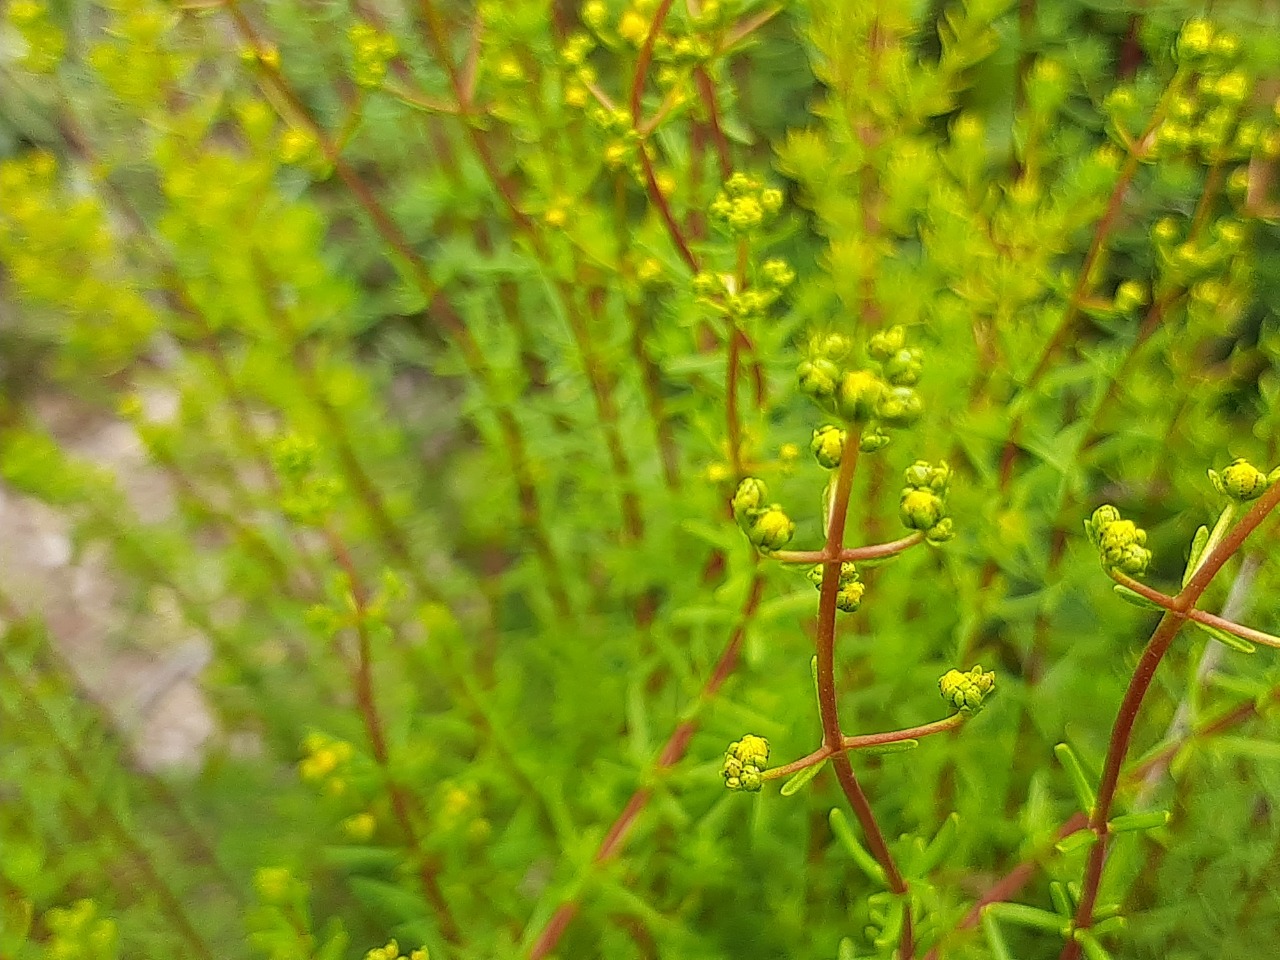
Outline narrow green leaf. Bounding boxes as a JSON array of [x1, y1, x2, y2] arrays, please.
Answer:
[[985, 901, 1068, 933], [1206, 673, 1272, 699], [1182, 525, 1209, 587], [829, 808, 888, 886], [1189, 618, 1256, 654], [1055, 829, 1098, 854], [321, 845, 403, 871], [1112, 584, 1163, 610], [1212, 736, 1280, 761], [1108, 810, 1170, 833], [981, 911, 1014, 960], [780, 759, 827, 797], [912, 812, 960, 876], [1092, 916, 1128, 936], [1049, 881, 1073, 918], [859, 738, 919, 756], [1074, 928, 1115, 960], [872, 898, 905, 949], [1055, 742, 1097, 815]]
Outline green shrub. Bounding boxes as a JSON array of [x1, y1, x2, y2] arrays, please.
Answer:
[[2, 1, 1280, 959]]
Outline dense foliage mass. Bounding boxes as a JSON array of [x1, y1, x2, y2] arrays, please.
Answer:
[[2, 1, 1280, 959]]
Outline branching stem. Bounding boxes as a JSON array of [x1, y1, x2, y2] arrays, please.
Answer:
[[763, 713, 967, 781], [1060, 482, 1280, 959], [814, 434, 914, 955]]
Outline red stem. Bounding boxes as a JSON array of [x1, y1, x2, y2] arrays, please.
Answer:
[[814, 438, 913, 954], [921, 682, 1280, 957], [765, 713, 967, 781], [525, 573, 766, 959], [771, 532, 924, 565], [1061, 483, 1280, 958]]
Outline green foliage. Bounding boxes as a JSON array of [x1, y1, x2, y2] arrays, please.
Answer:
[[1, 1, 1280, 959]]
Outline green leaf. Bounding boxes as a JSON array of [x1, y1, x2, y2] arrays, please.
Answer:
[[858, 738, 920, 756], [1189, 619, 1256, 654], [1055, 829, 1098, 854], [1112, 583, 1163, 610], [1182, 525, 1209, 587], [349, 877, 428, 923], [1046, 881, 1071, 919], [1055, 742, 1097, 815], [780, 759, 827, 797], [1108, 810, 1171, 833], [981, 911, 1014, 960], [1074, 927, 1115, 960], [1211, 736, 1280, 761], [321, 845, 403, 871], [985, 901, 1067, 933], [912, 812, 960, 876], [829, 808, 888, 886]]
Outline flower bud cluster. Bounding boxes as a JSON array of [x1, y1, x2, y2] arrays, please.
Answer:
[[254, 866, 301, 905], [435, 780, 493, 845], [348, 23, 397, 90], [722, 734, 769, 792], [587, 105, 646, 176], [364, 939, 428, 960], [810, 424, 846, 469], [939, 665, 996, 713], [1084, 505, 1152, 577], [1151, 21, 1280, 166], [40, 899, 118, 959], [271, 434, 342, 526], [797, 326, 925, 444], [709, 172, 784, 235], [299, 731, 355, 796], [731, 478, 795, 552], [0, 153, 157, 373], [806, 561, 865, 613], [1209, 458, 1279, 502], [691, 256, 795, 322], [899, 461, 955, 544], [7, 0, 65, 73], [1149, 216, 1251, 333]]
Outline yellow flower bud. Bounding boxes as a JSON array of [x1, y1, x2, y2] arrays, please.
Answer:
[[731, 477, 768, 525], [836, 370, 885, 423], [939, 665, 996, 712], [747, 505, 795, 552], [1209, 458, 1273, 502], [810, 425, 846, 469]]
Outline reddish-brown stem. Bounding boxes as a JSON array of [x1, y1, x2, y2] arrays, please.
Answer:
[[764, 713, 967, 781], [628, 0, 700, 272], [324, 530, 460, 944], [922, 681, 1280, 958], [1111, 571, 1280, 648], [998, 77, 1182, 486], [570, 287, 645, 539], [626, 300, 682, 491], [726, 322, 744, 477], [771, 532, 925, 565], [525, 573, 766, 959], [0, 653, 217, 960], [1061, 483, 1280, 958], [718, 5, 783, 53], [222, 1, 570, 617], [630, 0, 674, 122], [693, 67, 732, 179], [814, 437, 913, 953]]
